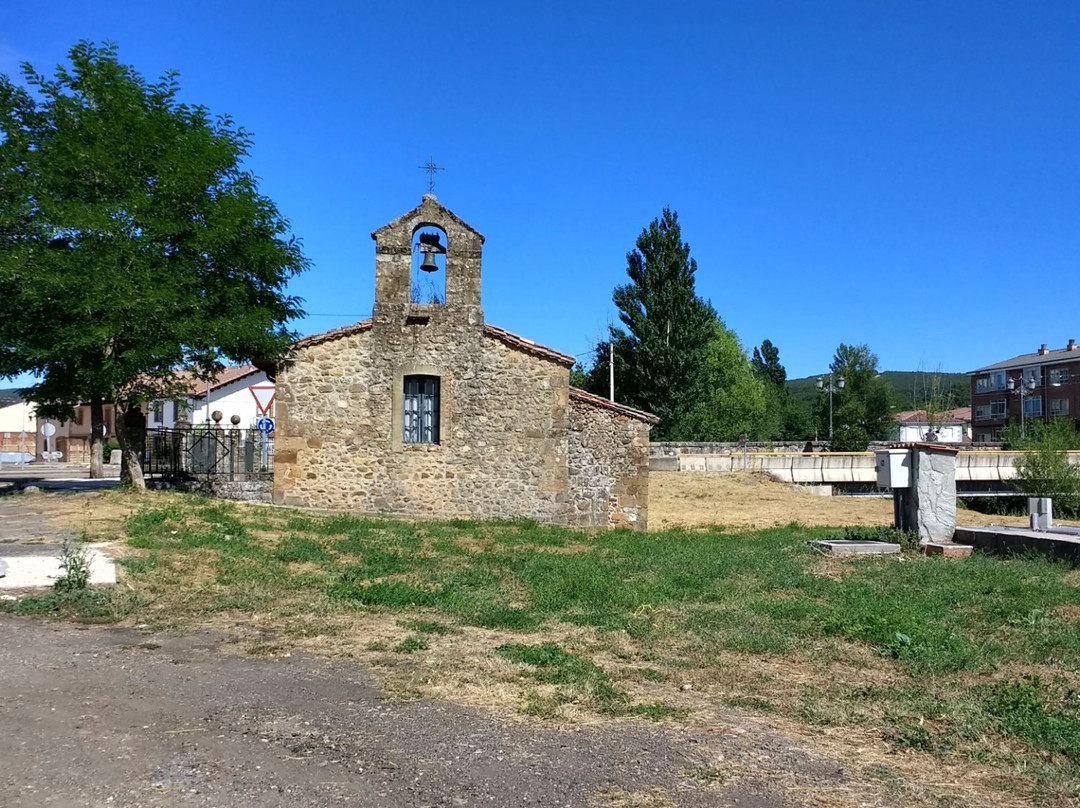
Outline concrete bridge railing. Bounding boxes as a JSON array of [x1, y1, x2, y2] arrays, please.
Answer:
[[653, 451, 1080, 485]]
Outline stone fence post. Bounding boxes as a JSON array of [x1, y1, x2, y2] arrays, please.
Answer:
[[893, 443, 958, 544]]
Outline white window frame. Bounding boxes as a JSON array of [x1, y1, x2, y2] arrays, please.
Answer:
[[1050, 398, 1070, 417]]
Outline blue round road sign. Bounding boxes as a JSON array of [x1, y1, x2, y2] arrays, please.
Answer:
[[256, 417, 275, 434]]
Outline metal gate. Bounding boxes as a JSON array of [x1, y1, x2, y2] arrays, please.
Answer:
[[145, 427, 274, 479]]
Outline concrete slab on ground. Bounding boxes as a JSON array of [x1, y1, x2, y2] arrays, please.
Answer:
[[1, 485, 119, 591], [954, 525, 1080, 564], [812, 540, 901, 556], [0, 544, 116, 589]]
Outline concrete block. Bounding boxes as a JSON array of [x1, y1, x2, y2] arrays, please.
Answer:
[[851, 454, 878, 483], [822, 454, 859, 482], [705, 456, 731, 473], [922, 543, 973, 558], [812, 540, 901, 556], [790, 456, 820, 484], [998, 453, 1021, 480], [648, 456, 679, 472], [680, 457, 707, 472], [760, 455, 793, 482], [1029, 497, 1053, 531]]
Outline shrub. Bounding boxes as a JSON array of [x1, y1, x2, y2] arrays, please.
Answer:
[[54, 537, 91, 593], [1010, 420, 1080, 518]]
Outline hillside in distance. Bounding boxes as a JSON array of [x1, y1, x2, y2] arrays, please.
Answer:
[[787, 371, 971, 409]]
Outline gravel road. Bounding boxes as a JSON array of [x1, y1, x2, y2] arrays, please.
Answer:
[[0, 616, 847, 808]]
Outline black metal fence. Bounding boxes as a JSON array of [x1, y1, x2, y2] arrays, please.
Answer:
[[145, 427, 274, 479]]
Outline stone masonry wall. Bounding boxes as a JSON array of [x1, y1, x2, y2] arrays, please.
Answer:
[[274, 327, 653, 529], [569, 398, 651, 530], [275, 327, 578, 523]]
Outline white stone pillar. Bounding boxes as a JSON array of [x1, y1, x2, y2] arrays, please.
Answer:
[[899, 443, 958, 544]]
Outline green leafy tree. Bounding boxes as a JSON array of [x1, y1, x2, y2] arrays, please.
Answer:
[[0, 42, 307, 485], [820, 343, 894, 451], [569, 362, 590, 389], [680, 323, 769, 441], [600, 208, 717, 439], [1005, 419, 1080, 517]]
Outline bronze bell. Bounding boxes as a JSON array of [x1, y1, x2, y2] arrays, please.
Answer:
[[419, 251, 439, 273], [416, 231, 446, 273]]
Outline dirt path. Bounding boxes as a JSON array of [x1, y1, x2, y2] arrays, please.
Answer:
[[0, 616, 847, 808]]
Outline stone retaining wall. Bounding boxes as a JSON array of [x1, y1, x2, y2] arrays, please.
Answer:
[[148, 475, 272, 503]]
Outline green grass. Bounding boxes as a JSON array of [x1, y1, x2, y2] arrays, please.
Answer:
[[9, 493, 1080, 803], [495, 642, 682, 718], [394, 636, 430, 654]]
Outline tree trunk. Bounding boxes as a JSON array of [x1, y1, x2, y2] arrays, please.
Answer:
[[88, 396, 105, 479], [117, 403, 147, 491]]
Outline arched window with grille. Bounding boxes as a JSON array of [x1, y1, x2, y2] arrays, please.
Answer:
[[403, 375, 440, 444]]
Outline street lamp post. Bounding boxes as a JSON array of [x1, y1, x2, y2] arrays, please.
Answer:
[[816, 374, 845, 440], [1007, 375, 1037, 437]]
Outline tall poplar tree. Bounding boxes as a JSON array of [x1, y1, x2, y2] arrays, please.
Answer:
[[0, 42, 307, 485], [751, 339, 786, 388], [603, 208, 717, 439]]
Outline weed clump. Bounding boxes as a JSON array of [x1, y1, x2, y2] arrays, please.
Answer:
[[54, 536, 91, 593]]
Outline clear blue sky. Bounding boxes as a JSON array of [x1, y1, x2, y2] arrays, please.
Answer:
[[4, 1, 1079, 383]]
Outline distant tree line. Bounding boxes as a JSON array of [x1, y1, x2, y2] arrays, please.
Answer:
[[576, 209, 976, 451]]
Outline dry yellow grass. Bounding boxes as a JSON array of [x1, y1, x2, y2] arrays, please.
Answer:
[[37, 489, 146, 540], [649, 471, 1077, 531]]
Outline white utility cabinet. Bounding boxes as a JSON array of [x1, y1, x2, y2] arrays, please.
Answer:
[[875, 448, 911, 488]]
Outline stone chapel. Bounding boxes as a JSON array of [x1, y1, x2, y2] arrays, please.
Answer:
[[272, 196, 656, 530]]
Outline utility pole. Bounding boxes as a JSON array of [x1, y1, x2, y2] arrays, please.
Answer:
[[609, 342, 615, 402]]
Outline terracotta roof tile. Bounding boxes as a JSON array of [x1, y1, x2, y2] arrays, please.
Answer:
[[895, 407, 971, 423], [482, 325, 576, 367], [170, 365, 263, 395], [293, 321, 373, 350], [569, 388, 659, 425]]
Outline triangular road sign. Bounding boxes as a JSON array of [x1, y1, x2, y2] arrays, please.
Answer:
[[250, 385, 276, 416]]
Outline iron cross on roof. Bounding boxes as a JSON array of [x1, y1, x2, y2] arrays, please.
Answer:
[[418, 157, 444, 194]]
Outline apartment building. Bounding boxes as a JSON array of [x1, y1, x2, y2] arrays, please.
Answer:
[[969, 340, 1080, 443]]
